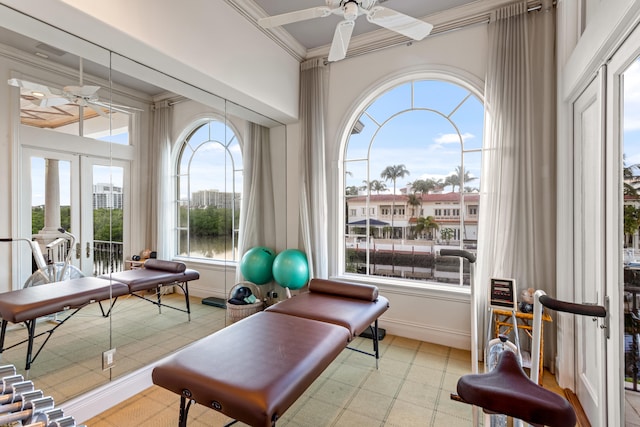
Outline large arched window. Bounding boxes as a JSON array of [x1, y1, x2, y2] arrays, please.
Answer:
[[176, 119, 242, 261], [343, 78, 483, 286]]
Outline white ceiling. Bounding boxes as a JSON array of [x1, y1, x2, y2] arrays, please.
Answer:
[[251, 0, 480, 50]]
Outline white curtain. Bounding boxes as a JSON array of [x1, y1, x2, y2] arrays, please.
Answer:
[[476, 0, 556, 365], [148, 100, 172, 259], [236, 122, 276, 281], [299, 58, 329, 279]]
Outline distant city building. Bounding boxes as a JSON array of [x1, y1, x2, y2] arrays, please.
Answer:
[[191, 189, 240, 209], [93, 183, 123, 209]]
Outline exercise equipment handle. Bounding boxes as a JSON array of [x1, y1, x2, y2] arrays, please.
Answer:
[[0, 238, 13, 242], [439, 249, 476, 264], [539, 294, 606, 318]]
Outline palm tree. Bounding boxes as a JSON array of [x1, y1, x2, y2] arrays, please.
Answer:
[[447, 166, 476, 192], [415, 216, 439, 240], [380, 164, 410, 239], [360, 179, 388, 194], [624, 154, 640, 197], [371, 180, 387, 194], [406, 193, 422, 218], [411, 178, 442, 195]]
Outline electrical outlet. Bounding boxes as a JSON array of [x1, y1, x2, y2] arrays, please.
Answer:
[[102, 348, 116, 370]]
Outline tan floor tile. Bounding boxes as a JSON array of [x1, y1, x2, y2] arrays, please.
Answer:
[[386, 398, 434, 427], [334, 408, 383, 427], [346, 388, 394, 420]]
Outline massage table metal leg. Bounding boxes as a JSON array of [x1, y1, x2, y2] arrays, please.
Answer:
[[179, 281, 191, 322], [178, 395, 192, 427], [347, 319, 381, 369], [156, 285, 162, 315], [0, 320, 7, 358], [24, 320, 36, 372]]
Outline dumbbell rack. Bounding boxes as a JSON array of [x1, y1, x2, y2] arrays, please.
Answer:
[[0, 364, 83, 426]]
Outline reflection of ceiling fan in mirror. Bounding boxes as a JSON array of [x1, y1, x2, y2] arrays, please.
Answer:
[[258, 0, 433, 62], [7, 78, 142, 118]]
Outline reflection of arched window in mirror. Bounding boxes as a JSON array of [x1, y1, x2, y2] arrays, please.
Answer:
[[175, 118, 243, 262]]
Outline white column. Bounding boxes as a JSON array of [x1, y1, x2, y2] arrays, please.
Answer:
[[41, 158, 61, 234]]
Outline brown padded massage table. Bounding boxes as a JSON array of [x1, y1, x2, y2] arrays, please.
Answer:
[[101, 259, 200, 321], [0, 277, 130, 370], [152, 278, 389, 427], [0, 260, 200, 370]]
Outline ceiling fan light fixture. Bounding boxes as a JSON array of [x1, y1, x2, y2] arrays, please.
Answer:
[[343, 1, 359, 20]]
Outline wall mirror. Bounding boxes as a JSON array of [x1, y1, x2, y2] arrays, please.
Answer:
[[0, 9, 286, 405]]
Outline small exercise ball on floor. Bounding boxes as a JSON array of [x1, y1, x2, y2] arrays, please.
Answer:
[[272, 249, 309, 290], [240, 246, 276, 285]]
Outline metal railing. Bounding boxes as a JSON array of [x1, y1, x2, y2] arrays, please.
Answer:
[[93, 241, 124, 275]]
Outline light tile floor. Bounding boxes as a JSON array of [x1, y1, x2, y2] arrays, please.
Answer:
[[85, 332, 565, 426]]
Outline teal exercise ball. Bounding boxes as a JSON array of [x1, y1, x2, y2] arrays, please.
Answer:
[[272, 249, 309, 290], [240, 246, 276, 285]]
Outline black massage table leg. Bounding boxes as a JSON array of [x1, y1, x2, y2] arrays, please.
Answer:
[[372, 319, 380, 369], [24, 319, 36, 372], [0, 320, 7, 356], [156, 285, 162, 315], [183, 282, 191, 322], [178, 395, 193, 427]]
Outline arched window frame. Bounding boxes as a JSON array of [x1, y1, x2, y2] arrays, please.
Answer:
[[337, 72, 485, 288], [173, 116, 243, 263]]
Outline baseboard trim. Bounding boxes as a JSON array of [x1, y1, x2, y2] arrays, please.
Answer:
[[564, 388, 591, 427], [62, 361, 158, 423]]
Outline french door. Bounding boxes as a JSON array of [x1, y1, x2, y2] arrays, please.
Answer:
[[18, 128, 130, 287], [572, 68, 608, 426]]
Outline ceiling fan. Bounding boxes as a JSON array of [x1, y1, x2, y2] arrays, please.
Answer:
[[258, 0, 433, 62], [7, 78, 142, 117]]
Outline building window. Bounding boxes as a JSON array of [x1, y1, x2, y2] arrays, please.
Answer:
[[175, 119, 242, 261], [343, 78, 483, 286]]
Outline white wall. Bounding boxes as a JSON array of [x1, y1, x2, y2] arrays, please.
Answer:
[[322, 24, 488, 349]]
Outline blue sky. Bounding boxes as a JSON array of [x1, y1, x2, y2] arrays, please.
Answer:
[[345, 80, 484, 193], [625, 58, 640, 169]]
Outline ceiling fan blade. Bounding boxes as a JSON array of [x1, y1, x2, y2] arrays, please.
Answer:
[[328, 20, 355, 62], [87, 103, 109, 118], [258, 6, 334, 28], [8, 78, 63, 96], [366, 6, 433, 41], [37, 96, 72, 108], [63, 85, 100, 97]]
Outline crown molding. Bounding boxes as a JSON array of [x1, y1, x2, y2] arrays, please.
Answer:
[[224, 0, 307, 61], [229, 0, 543, 63]]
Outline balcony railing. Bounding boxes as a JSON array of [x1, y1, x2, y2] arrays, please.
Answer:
[[93, 241, 124, 275]]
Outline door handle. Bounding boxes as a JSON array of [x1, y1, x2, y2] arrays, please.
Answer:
[[86, 242, 91, 258], [76, 242, 81, 259]]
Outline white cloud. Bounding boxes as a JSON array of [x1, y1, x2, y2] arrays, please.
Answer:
[[434, 132, 475, 145]]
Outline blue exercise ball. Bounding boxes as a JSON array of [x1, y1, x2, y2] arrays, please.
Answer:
[[240, 246, 276, 285], [272, 249, 309, 290]]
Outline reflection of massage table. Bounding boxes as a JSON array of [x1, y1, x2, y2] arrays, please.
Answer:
[[0, 277, 130, 370], [152, 279, 389, 427], [101, 259, 200, 321], [0, 260, 200, 370]]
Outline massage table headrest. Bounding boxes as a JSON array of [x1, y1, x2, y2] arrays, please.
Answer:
[[309, 278, 378, 301], [143, 259, 187, 273]]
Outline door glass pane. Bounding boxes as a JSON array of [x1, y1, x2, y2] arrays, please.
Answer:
[[93, 165, 124, 274], [30, 157, 72, 271], [623, 57, 640, 394]]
